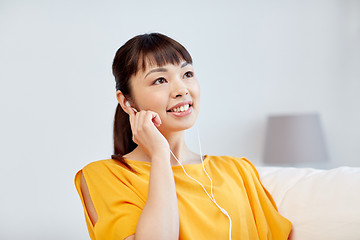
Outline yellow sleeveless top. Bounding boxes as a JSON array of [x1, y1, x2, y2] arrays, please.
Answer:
[[75, 155, 292, 239]]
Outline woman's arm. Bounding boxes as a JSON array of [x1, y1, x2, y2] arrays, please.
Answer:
[[125, 109, 179, 239], [80, 155, 179, 240], [134, 151, 179, 240], [80, 172, 98, 226], [81, 108, 179, 240], [81, 109, 179, 239]]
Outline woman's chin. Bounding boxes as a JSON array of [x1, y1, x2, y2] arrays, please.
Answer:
[[159, 120, 196, 134], [159, 110, 198, 133]]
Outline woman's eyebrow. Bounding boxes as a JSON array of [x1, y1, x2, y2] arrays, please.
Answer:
[[144, 62, 191, 79], [145, 67, 167, 78], [181, 62, 190, 68]]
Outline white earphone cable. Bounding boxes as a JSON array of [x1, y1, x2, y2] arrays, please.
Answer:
[[195, 127, 232, 240], [169, 127, 232, 240]]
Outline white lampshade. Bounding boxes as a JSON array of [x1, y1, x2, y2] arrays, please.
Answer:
[[263, 113, 328, 165]]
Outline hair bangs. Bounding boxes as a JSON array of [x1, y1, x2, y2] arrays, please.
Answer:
[[138, 34, 193, 72]]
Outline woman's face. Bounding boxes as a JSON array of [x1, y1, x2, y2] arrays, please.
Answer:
[[128, 60, 200, 135]]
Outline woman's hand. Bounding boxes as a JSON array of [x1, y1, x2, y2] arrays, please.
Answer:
[[127, 106, 170, 159]]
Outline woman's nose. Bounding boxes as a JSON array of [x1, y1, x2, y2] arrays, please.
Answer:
[[171, 79, 189, 98], [175, 88, 189, 98]]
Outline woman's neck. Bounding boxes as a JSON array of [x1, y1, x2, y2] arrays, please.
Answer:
[[125, 131, 199, 166]]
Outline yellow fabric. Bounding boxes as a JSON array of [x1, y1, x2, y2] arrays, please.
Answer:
[[75, 155, 292, 240]]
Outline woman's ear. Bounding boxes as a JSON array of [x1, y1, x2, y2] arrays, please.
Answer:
[[116, 90, 131, 114]]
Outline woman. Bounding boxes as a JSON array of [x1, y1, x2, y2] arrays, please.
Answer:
[[75, 33, 292, 240]]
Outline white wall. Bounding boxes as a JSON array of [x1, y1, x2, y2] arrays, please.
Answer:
[[0, 0, 359, 239]]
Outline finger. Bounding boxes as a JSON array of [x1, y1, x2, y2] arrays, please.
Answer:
[[127, 106, 137, 136], [145, 111, 162, 127], [153, 113, 162, 127], [135, 110, 144, 132]]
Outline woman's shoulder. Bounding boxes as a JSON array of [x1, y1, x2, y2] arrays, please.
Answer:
[[82, 158, 115, 169], [208, 155, 254, 167], [77, 158, 133, 179], [75, 159, 142, 192], [208, 155, 260, 176], [79, 159, 113, 173]]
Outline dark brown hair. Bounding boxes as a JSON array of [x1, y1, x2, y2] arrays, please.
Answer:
[[111, 33, 193, 171]]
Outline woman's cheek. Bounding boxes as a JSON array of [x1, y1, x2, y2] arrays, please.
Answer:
[[191, 81, 200, 99], [146, 95, 166, 113]]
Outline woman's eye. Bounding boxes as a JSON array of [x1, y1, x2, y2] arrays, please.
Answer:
[[184, 71, 194, 78], [153, 77, 166, 85]]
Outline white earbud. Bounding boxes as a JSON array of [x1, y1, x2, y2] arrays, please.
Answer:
[[125, 100, 138, 113]]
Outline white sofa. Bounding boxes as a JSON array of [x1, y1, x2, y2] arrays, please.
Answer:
[[257, 166, 360, 240]]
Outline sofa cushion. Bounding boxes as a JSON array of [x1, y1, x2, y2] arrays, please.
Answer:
[[257, 166, 360, 240]]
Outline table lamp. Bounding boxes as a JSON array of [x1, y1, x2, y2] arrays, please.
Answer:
[[263, 113, 328, 165]]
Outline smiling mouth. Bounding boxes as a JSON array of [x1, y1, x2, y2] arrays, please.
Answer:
[[167, 104, 192, 113]]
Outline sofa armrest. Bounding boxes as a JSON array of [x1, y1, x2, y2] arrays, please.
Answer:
[[257, 166, 360, 240]]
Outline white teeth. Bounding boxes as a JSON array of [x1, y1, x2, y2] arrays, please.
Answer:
[[170, 104, 190, 112]]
